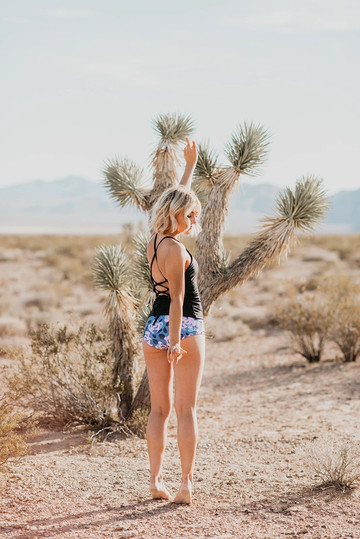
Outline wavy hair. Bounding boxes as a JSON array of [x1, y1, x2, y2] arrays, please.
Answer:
[[150, 185, 201, 236]]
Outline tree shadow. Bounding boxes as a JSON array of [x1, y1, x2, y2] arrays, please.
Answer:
[[26, 428, 89, 455], [203, 357, 352, 397], [228, 482, 357, 516], [1, 499, 188, 538]]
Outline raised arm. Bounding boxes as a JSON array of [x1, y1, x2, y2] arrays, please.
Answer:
[[179, 137, 198, 189]]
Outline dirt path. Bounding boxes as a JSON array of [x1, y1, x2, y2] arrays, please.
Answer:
[[1, 236, 360, 538], [1, 331, 360, 538]]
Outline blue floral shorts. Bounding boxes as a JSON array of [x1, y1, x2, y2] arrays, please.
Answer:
[[142, 315, 205, 350]]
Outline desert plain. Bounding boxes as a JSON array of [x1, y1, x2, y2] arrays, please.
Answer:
[[0, 232, 360, 539]]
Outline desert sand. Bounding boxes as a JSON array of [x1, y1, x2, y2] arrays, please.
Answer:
[[0, 234, 359, 539]]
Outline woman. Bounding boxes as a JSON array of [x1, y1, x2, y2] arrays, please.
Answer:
[[142, 137, 205, 504]]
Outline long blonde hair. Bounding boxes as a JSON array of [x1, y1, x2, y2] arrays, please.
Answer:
[[150, 185, 201, 235]]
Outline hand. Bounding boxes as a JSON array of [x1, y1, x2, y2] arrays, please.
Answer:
[[167, 343, 187, 364], [184, 137, 198, 168]]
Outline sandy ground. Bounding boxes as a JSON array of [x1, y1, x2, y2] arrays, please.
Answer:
[[1, 236, 360, 538]]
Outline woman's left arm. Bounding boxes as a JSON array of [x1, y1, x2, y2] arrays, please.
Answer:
[[179, 137, 198, 189]]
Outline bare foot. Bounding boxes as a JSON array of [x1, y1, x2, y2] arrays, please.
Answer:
[[149, 475, 171, 500], [172, 479, 192, 504]]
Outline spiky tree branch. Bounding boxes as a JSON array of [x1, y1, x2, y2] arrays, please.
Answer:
[[148, 113, 195, 204], [199, 176, 329, 315], [195, 123, 271, 279], [103, 113, 195, 214], [103, 157, 151, 211]]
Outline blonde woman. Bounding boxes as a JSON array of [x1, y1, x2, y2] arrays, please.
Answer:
[[142, 137, 205, 504]]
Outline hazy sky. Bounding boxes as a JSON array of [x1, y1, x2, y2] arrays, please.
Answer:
[[1, 0, 359, 195]]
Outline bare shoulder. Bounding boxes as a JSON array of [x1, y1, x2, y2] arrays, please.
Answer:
[[163, 237, 186, 256], [161, 239, 187, 270]]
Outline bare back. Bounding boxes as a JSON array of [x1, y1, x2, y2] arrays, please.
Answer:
[[147, 234, 191, 290]]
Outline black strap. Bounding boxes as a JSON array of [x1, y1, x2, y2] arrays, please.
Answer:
[[150, 234, 180, 296]]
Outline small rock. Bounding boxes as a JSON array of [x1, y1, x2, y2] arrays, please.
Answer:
[[286, 505, 308, 513]]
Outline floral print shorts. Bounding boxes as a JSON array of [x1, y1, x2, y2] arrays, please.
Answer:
[[142, 315, 205, 350]]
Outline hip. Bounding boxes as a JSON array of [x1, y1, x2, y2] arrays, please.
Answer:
[[142, 315, 205, 350]]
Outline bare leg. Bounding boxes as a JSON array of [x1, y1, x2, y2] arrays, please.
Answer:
[[172, 335, 205, 503], [143, 341, 173, 499]]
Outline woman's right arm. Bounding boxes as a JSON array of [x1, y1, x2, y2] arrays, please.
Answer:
[[179, 137, 198, 189]]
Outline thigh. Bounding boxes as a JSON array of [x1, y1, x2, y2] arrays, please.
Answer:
[[142, 341, 173, 413], [174, 335, 206, 409]]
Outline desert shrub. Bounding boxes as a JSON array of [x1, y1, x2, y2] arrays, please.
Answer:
[[319, 275, 360, 362], [297, 274, 322, 293], [275, 293, 332, 362], [0, 316, 27, 337], [22, 292, 55, 312], [307, 436, 360, 491], [6, 323, 117, 428], [276, 273, 360, 363], [123, 407, 148, 439], [302, 234, 360, 265], [0, 248, 23, 262], [328, 299, 360, 362], [206, 317, 250, 342], [0, 398, 35, 468]]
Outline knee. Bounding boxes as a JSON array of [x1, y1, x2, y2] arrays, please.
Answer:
[[175, 403, 196, 418], [150, 406, 171, 421]]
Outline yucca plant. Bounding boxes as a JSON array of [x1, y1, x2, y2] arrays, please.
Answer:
[[95, 112, 329, 430]]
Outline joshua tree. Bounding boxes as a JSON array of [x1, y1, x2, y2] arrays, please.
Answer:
[[93, 112, 329, 430]]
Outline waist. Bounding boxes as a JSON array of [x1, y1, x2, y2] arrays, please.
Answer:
[[149, 293, 203, 319]]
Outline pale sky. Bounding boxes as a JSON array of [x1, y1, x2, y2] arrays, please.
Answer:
[[1, 0, 359, 195]]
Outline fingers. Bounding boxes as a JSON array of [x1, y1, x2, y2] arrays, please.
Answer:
[[185, 136, 196, 149], [167, 347, 187, 364]]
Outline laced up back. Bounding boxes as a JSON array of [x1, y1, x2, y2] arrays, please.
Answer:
[[149, 234, 180, 297]]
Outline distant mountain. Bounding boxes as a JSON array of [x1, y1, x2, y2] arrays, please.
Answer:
[[0, 176, 358, 234], [0, 176, 145, 234], [325, 189, 360, 232]]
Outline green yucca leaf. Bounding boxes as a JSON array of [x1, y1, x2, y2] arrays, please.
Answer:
[[194, 141, 219, 183], [137, 304, 153, 336], [102, 156, 146, 208], [273, 176, 329, 232], [92, 245, 131, 292], [152, 112, 195, 143], [192, 142, 220, 205], [132, 231, 152, 292], [224, 122, 271, 175]]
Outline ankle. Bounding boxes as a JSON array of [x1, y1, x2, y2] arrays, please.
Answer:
[[181, 474, 193, 484], [150, 473, 163, 482]]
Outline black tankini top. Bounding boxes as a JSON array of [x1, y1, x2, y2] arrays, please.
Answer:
[[148, 234, 203, 320]]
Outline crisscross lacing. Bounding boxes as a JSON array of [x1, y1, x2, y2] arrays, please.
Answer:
[[150, 233, 180, 297]]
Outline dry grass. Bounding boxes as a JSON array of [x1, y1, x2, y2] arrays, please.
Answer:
[[6, 323, 116, 428], [300, 233, 360, 265], [306, 436, 360, 491], [274, 292, 332, 362], [0, 398, 36, 469], [0, 316, 27, 338], [274, 272, 360, 363]]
